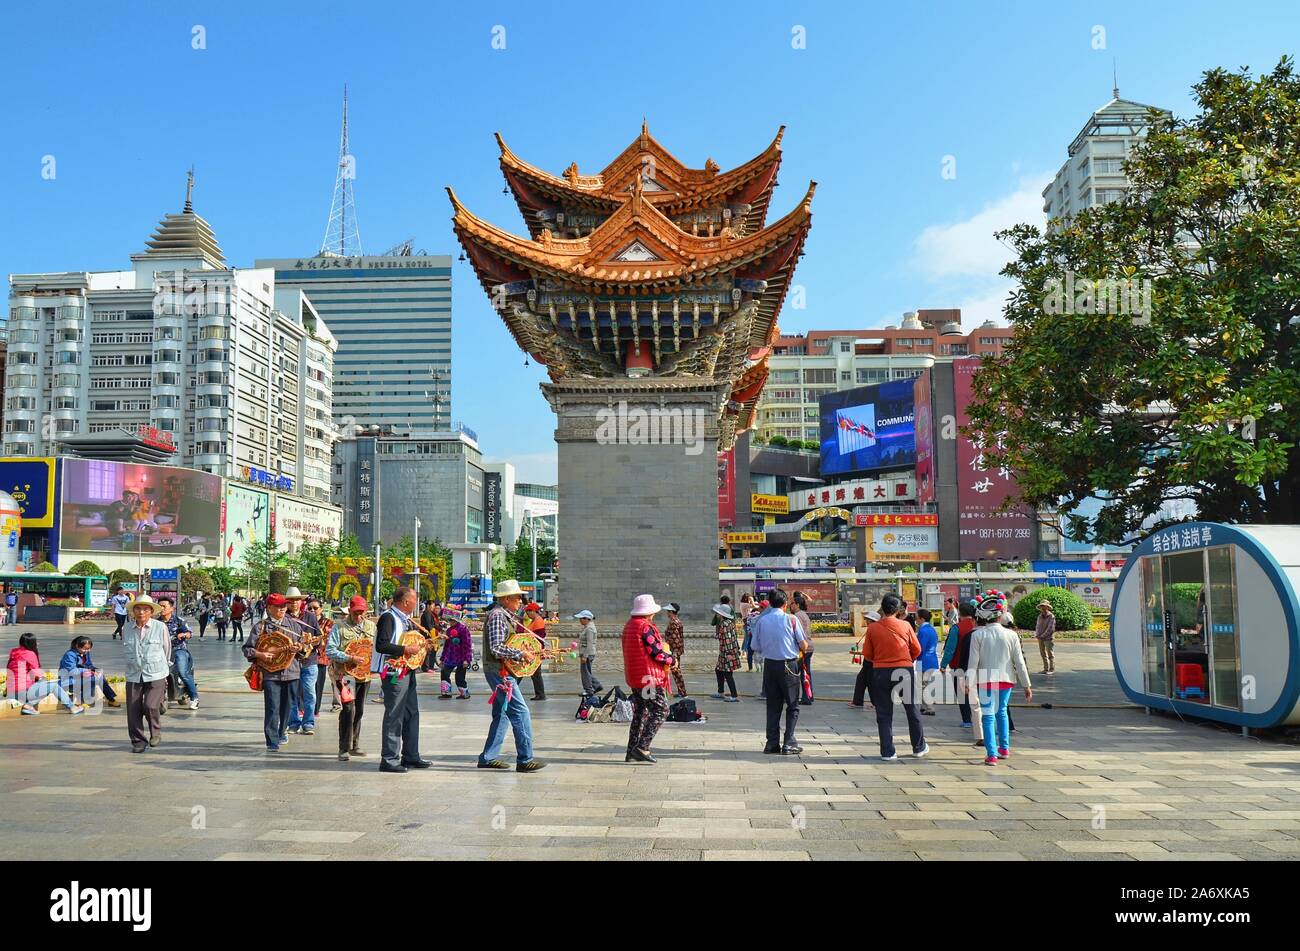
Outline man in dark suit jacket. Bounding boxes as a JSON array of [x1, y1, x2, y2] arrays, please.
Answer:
[[374, 586, 431, 773]]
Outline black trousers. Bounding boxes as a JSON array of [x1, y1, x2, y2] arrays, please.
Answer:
[[232, 618, 244, 640], [852, 661, 874, 706], [530, 668, 546, 698], [762, 658, 801, 750], [338, 679, 369, 753], [440, 664, 468, 688], [380, 671, 421, 768], [871, 666, 925, 758], [715, 670, 737, 697], [263, 680, 293, 748], [113, 614, 126, 637], [315, 663, 328, 711]]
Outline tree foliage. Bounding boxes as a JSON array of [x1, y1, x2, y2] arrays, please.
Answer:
[[1011, 587, 1093, 631], [208, 566, 238, 594], [968, 60, 1300, 545], [64, 560, 104, 577], [181, 567, 213, 597], [107, 568, 135, 590]]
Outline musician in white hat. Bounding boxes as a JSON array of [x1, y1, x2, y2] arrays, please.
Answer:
[[573, 610, 603, 696], [476, 579, 547, 773], [621, 594, 676, 764], [122, 593, 171, 753]]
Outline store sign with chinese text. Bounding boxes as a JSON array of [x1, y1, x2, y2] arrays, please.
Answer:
[[751, 493, 789, 515], [356, 438, 376, 550], [789, 476, 915, 511], [726, 532, 766, 545], [242, 466, 294, 492], [863, 526, 939, 562], [854, 513, 938, 527]]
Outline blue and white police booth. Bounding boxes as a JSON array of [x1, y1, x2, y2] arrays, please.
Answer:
[[1111, 522, 1300, 728]]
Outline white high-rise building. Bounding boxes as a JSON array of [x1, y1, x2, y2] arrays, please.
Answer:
[[4, 179, 338, 502], [1042, 85, 1171, 226]]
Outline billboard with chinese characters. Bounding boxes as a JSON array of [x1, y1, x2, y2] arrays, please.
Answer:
[[818, 380, 916, 477], [751, 493, 789, 515], [60, 459, 221, 555], [222, 484, 270, 568], [356, 437, 376, 551], [953, 358, 1035, 559], [273, 496, 342, 555], [789, 476, 915, 512], [913, 370, 935, 504]]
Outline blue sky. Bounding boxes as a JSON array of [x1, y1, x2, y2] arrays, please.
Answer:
[[2, 0, 1295, 483]]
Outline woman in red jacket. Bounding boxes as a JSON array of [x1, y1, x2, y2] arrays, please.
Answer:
[[7, 632, 84, 716], [622, 594, 676, 764]]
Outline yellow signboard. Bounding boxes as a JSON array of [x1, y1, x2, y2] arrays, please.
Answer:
[[726, 532, 767, 544], [751, 493, 789, 514], [800, 531, 821, 541]]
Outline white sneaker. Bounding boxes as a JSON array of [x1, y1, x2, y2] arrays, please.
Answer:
[[188, 700, 199, 710], [913, 744, 930, 758], [880, 753, 899, 762]]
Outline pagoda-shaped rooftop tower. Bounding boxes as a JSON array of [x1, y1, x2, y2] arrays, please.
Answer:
[[449, 124, 813, 450]]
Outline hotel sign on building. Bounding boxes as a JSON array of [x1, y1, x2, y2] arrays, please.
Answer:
[[789, 476, 916, 511]]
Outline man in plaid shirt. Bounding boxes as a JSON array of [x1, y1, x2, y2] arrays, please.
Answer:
[[476, 579, 547, 773]]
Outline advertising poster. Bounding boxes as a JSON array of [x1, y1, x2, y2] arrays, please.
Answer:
[[954, 358, 1035, 560], [484, 472, 502, 544], [791, 476, 916, 511], [913, 370, 935, 504], [818, 380, 916, 477], [751, 493, 789, 515], [863, 526, 939, 562], [717, 448, 736, 530], [60, 459, 221, 555], [223, 484, 270, 568], [0, 457, 57, 527], [273, 496, 343, 554]]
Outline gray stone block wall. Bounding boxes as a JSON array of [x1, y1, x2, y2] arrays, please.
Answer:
[[547, 381, 726, 627]]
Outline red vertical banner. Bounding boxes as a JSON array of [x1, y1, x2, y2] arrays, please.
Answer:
[[913, 369, 934, 505], [954, 357, 1034, 559], [717, 448, 735, 530]]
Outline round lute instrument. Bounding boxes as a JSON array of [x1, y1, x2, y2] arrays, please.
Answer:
[[387, 618, 443, 672], [501, 630, 562, 678], [342, 638, 374, 681], [255, 620, 299, 673]]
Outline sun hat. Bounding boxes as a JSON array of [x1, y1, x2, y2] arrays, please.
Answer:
[[573, 610, 594, 620], [665, 602, 681, 614], [629, 594, 662, 616], [712, 603, 734, 620], [494, 579, 526, 598], [1037, 600, 1053, 609], [128, 593, 158, 610], [347, 595, 368, 613], [284, 587, 306, 601]]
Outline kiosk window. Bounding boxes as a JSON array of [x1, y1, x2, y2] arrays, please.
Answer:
[[1207, 547, 1241, 709]]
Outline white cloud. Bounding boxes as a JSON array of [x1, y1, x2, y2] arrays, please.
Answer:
[[913, 174, 1051, 280], [955, 282, 1015, 327]]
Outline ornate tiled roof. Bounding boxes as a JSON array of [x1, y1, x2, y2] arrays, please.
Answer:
[[498, 123, 784, 236]]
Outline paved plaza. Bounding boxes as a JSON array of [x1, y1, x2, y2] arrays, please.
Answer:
[[3, 623, 1300, 861]]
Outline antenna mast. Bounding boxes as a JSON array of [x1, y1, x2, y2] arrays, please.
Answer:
[[321, 84, 363, 256]]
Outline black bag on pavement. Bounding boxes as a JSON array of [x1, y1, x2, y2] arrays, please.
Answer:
[[667, 698, 697, 722]]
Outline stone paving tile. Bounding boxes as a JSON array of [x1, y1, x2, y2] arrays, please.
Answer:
[[7, 634, 1300, 860]]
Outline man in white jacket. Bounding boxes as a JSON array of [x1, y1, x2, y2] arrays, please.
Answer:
[[966, 591, 1032, 766]]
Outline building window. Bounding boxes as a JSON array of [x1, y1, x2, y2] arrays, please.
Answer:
[[839, 371, 851, 382], [839, 341, 851, 353]]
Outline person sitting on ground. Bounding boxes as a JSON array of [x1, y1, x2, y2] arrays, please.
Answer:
[[59, 635, 119, 707], [8, 633, 85, 716]]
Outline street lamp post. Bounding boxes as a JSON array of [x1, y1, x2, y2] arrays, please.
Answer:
[[524, 509, 537, 585]]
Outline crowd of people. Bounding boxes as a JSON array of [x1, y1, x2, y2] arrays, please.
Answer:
[[6, 580, 1051, 772]]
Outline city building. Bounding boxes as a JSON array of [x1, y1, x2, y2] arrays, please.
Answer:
[[331, 425, 486, 551], [258, 253, 453, 431], [5, 178, 338, 503], [1042, 84, 1170, 225], [479, 462, 559, 553], [756, 311, 1012, 443]]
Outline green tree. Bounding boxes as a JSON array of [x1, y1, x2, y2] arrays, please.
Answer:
[[208, 566, 238, 594], [181, 567, 213, 598], [1011, 587, 1093, 632], [31, 561, 59, 573], [968, 60, 1300, 545], [65, 559, 103, 577], [107, 568, 135, 590], [238, 540, 289, 594]]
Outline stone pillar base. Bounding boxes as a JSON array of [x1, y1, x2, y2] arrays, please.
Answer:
[[543, 378, 728, 627]]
